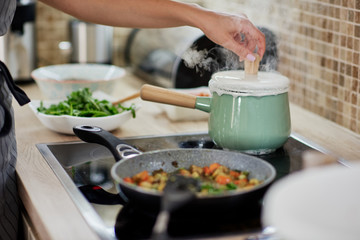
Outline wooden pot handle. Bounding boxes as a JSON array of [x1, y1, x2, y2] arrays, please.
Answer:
[[140, 84, 197, 109], [244, 54, 261, 75]]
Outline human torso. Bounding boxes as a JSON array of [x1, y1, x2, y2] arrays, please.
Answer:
[[0, 0, 17, 36]]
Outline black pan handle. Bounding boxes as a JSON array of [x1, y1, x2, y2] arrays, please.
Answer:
[[151, 176, 199, 240], [73, 125, 141, 162]]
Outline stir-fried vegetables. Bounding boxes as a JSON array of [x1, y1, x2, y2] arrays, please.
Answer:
[[37, 88, 136, 118], [123, 163, 262, 195]]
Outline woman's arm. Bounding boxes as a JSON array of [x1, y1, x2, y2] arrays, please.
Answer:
[[39, 0, 265, 61]]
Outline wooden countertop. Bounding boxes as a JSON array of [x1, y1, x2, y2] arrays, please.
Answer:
[[13, 74, 360, 239]]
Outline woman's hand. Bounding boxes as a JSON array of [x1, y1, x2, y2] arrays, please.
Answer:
[[40, 0, 265, 61], [195, 11, 266, 62]]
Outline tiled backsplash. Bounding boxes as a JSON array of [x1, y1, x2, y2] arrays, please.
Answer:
[[35, 0, 360, 134]]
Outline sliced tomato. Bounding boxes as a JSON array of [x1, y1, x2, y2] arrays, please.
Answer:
[[215, 175, 232, 185]]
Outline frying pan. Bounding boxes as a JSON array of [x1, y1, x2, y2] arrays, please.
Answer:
[[73, 125, 276, 212]]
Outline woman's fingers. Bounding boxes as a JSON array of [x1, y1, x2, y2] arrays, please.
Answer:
[[228, 19, 266, 61], [195, 11, 266, 62]]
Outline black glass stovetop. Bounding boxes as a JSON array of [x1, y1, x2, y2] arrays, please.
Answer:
[[38, 132, 328, 240]]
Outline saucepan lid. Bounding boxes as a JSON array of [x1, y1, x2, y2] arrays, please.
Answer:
[[209, 70, 290, 97]]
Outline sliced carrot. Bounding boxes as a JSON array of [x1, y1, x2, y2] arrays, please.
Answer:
[[203, 166, 211, 176], [215, 175, 231, 185], [209, 163, 221, 173], [229, 170, 240, 178], [134, 170, 149, 181], [234, 179, 248, 187], [179, 169, 191, 177], [123, 177, 134, 183], [197, 92, 210, 97]]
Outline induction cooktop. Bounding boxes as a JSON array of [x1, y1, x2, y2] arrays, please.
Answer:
[[36, 132, 344, 240]]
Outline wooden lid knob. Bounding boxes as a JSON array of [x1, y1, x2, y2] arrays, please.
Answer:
[[244, 54, 261, 75]]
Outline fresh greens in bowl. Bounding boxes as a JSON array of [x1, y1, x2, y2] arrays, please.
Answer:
[[30, 88, 140, 135], [37, 88, 136, 118]]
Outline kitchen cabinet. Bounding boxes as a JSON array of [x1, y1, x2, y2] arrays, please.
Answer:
[[13, 73, 360, 239]]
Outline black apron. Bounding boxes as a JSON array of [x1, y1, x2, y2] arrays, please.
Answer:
[[0, 61, 30, 239], [1, 0, 31, 238]]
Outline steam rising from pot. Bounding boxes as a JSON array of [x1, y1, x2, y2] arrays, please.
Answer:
[[181, 48, 214, 72], [182, 46, 242, 76], [181, 26, 279, 75]]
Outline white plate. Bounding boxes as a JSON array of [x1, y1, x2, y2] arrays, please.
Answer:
[[29, 99, 140, 135], [262, 163, 360, 240]]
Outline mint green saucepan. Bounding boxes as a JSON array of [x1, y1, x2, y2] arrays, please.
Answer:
[[140, 70, 291, 155]]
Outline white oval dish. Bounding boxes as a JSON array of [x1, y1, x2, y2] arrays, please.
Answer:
[[29, 100, 140, 135], [262, 163, 360, 240], [31, 64, 126, 99]]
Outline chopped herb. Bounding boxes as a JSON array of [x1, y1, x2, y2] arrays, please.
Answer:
[[226, 182, 237, 190], [37, 88, 136, 118]]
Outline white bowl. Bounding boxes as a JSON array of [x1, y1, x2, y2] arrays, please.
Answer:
[[29, 99, 140, 135], [31, 64, 126, 99]]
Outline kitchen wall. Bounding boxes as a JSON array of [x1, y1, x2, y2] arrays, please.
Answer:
[[35, 3, 132, 67], [35, 0, 360, 134]]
